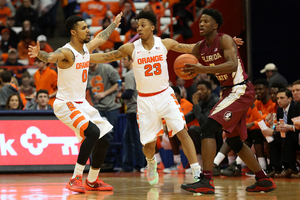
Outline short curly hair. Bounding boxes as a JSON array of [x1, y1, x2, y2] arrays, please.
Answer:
[[202, 8, 223, 29], [135, 10, 157, 27]]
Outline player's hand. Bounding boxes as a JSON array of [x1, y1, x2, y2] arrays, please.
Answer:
[[295, 121, 300, 130], [28, 41, 40, 58], [182, 62, 205, 74], [113, 12, 123, 27], [233, 36, 244, 48]]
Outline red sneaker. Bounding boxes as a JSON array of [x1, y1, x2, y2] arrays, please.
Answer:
[[84, 176, 114, 191], [246, 177, 277, 192], [66, 175, 85, 193]]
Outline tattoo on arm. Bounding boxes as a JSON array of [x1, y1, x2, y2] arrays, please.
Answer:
[[97, 22, 117, 41], [176, 44, 193, 53], [103, 50, 124, 62], [37, 51, 50, 63]]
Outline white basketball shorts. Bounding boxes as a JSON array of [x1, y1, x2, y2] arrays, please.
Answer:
[[53, 99, 113, 142], [137, 87, 186, 145]]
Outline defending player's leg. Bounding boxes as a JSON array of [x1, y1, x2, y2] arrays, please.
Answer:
[[181, 119, 222, 194], [66, 121, 100, 193], [176, 129, 201, 181], [84, 136, 113, 191], [143, 141, 159, 185], [226, 136, 277, 192]]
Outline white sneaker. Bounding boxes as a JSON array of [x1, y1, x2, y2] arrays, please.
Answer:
[[147, 157, 159, 185], [185, 167, 192, 174]]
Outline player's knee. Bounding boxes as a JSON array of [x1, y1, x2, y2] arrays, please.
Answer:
[[200, 118, 222, 140], [97, 135, 110, 150], [84, 121, 100, 140], [226, 136, 243, 154]]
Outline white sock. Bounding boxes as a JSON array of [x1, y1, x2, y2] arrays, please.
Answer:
[[236, 156, 242, 165], [228, 156, 236, 164], [197, 154, 202, 167], [190, 163, 201, 176], [174, 154, 181, 164], [87, 167, 100, 182], [258, 157, 267, 170], [214, 152, 225, 166], [147, 156, 156, 163], [72, 163, 85, 179], [155, 153, 161, 163]]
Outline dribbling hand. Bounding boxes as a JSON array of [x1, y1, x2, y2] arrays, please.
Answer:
[[28, 41, 40, 58], [182, 62, 205, 75]]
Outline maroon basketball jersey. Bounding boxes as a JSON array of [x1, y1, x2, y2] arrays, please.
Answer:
[[198, 33, 248, 87]]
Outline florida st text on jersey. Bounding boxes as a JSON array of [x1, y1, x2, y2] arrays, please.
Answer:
[[198, 33, 248, 87]]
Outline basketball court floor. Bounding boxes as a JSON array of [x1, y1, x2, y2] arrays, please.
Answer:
[[0, 172, 299, 200]]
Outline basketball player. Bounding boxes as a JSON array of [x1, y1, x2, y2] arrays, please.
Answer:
[[28, 13, 122, 193], [89, 10, 202, 186], [179, 8, 277, 194]]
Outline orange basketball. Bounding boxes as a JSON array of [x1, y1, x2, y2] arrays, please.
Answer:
[[174, 54, 198, 80]]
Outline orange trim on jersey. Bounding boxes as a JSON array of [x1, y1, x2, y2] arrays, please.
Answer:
[[156, 129, 164, 136], [168, 130, 173, 137], [73, 116, 86, 128], [56, 98, 83, 104], [138, 87, 168, 97], [70, 110, 81, 120], [79, 121, 89, 140]]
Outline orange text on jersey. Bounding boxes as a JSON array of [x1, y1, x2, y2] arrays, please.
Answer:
[[76, 61, 90, 69], [137, 55, 163, 65]]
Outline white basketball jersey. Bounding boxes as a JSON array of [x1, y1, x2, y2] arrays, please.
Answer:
[[132, 36, 169, 93], [56, 43, 90, 101]]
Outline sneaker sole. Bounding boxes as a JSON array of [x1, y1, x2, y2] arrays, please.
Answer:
[[84, 186, 114, 191], [181, 185, 215, 194], [66, 183, 86, 193]]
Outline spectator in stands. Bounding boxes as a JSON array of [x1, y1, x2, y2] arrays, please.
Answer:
[[2, 48, 25, 83], [80, 0, 107, 21], [124, 18, 138, 43], [18, 20, 40, 42], [172, 0, 194, 39], [208, 74, 220, 97], [5, 93, 23, 110], [119, 1, 135, 35], [87, 62, 121, 142], [176, 76, 186, 99], [15, 0, 39, 29], [38, 0, 59, 38], [186, 73, 207, 103], [17, 30, 36, 65], [33, 58, 57, 107], [0, 0, 12, 26], [94, 17, 123, 51], [118, 55, 144, 172], [0, 70, 17, 109], [149, 0, 165, 17], [37, 35, 53, 53], [1, 28, 18, 53], [260, 63, 288, 88], [0, 16, 20, 44], [111, 0, 136, 16], [19, 71, 35, 99], [292, 80, 300, 103], [270, 89, 300, 178], [26, 89, 53, 110], [61, 0, 77, 21]]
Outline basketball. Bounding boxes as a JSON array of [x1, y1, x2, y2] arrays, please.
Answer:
[[174, 54, 198, 80]]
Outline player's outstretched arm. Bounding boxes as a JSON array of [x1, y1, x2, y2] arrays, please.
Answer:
[[28, 41, 67, 64], [162, 38, 195, 53], [90, 43, 131, 63], [87, 12, 123, 52]]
